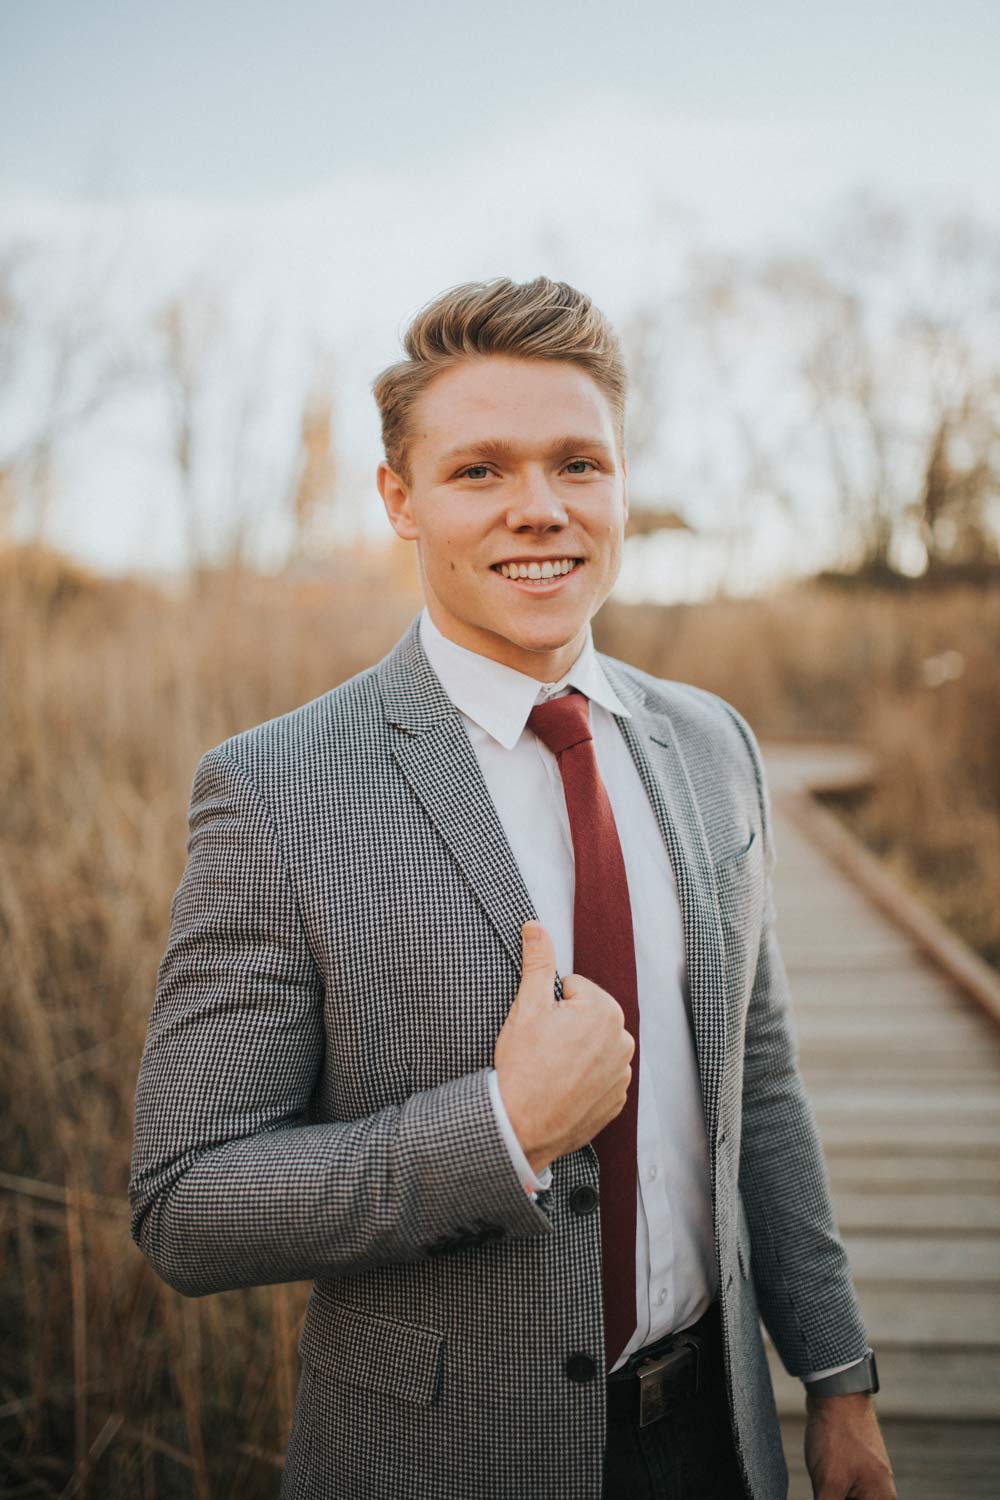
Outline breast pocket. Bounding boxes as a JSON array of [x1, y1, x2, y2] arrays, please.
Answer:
[[713, 830, 765, 1021]]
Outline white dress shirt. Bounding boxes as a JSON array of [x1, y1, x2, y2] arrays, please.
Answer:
[[418, 606, 858, 1383], [419, 606, 715, 1372]]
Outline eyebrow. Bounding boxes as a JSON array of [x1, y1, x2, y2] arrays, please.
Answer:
[[437, 435, 616, 469]]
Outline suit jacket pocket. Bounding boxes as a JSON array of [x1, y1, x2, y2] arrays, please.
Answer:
[[298, 1292, 445, 1406], [713, 827, 762, 927], [714, 832, 766, 1036], [714, 826, 756, 877]]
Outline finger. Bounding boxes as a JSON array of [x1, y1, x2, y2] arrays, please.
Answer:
[[560, 971, 582, 1001], [558, 975, 625, 1017], [518, 922, 557, 1008]]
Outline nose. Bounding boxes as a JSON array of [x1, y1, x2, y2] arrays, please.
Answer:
[[504, 468, 569, 531]]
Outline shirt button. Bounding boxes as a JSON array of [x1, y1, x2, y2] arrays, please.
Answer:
[[657, 1288, 667, 1306], [569, 1184, 599, 1216], [647, 1164, 658, 1182], [565, 1353, 598, 1384]]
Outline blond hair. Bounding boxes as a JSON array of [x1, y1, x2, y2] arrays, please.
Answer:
[[371, 276, 627, 486]]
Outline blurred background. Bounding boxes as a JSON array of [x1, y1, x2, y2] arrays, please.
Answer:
[[1, 2, 999, 1496]]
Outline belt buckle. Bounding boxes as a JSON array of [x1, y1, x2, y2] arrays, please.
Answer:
[[635, 1340, 700, 1428]]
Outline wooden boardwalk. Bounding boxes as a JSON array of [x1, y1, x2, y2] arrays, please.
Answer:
[[760, 746, 1000, 1498]]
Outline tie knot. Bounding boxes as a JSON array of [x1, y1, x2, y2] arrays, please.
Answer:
[[527, 691, 593, 757]]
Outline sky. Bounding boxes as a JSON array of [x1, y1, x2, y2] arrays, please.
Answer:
[[3, 2, 998, 201], [2, 2, 999, 597]]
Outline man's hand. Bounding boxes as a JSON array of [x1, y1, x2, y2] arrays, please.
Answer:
[[804, 1392, 896, 1499], [492, 921, 635, 1175]]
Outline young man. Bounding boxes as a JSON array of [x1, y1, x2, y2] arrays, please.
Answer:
[[130, 277, 896, 1500]]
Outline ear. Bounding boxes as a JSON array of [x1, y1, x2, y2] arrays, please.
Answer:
[[621, 454, 629, 526], [377, 462, 419, 541]]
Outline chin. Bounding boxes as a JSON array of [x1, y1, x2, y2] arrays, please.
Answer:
[[488, 610, 583, 652]]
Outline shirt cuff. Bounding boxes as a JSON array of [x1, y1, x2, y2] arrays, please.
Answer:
[[802, 1356, 867, 1383], [487, 1068, 553, 1199]]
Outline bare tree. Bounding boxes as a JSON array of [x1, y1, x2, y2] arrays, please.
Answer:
[[283, 353, 339, 565], [0, 231, 135, 547], [151, 283, 345, 579], [677, 198, 1000, 581], [152, 280, 223, 577]]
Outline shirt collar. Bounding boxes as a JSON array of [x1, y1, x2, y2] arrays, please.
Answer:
[[418, 605, 631, 750]]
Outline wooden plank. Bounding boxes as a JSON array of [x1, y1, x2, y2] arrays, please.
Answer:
[[784, 947, 921, 971], [793, 990, 965, 1016], [825, 1153, 1000, 1188], [851, 1285, 1000, 1344], [793, 990, 972, 1017], [842, 1234, 1000, 1281], [780, 925, 918, 955], [832, 1191, 1000, 1231], [793, 1019, 991, 1048], [777, 893, 885, 921], [788, 967, 972, 1003], [790, 1013, 990, 1043], [818, 1119, 1000, 1151], [802, 1055, 1000, 1080], [810, 1089, 1000, 1116]]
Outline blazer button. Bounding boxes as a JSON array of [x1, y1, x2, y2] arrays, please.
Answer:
[[565, 1353, 597, 1383], [569, 1184, 599, 1216]]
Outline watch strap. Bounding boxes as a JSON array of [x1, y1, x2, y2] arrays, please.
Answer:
[[804, 1350, 879, 1397]]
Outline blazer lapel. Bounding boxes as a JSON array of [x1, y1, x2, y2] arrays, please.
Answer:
[[377, 618, 725, 1078], [599, 658, 728, 1150], [377, 618, 561, 995]]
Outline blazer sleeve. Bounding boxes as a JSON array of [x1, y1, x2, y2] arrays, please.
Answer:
[[720, 706, 870, 1378], [128, 746, 553, 1298]]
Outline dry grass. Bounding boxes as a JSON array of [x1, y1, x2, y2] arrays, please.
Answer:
[[1, 548, 997, 1494]]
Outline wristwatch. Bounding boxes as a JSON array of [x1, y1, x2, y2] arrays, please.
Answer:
[[804, 1350, 879, 1397]]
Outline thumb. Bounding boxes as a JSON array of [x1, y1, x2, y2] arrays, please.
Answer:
[[518, 921, 557, 1008]]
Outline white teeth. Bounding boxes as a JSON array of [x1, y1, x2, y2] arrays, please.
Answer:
[[495, 558, 580, 579]]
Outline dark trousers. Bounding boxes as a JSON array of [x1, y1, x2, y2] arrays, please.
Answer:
[[601, 1302, 748, 1500]]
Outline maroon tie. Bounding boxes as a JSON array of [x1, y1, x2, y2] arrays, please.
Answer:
[[527, 690, 639, 1371]]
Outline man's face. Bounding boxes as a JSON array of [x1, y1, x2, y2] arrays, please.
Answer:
[[377, 355, 628, 680]]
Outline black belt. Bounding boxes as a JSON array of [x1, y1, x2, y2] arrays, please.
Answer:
[[606, 1300, 722, 1429]]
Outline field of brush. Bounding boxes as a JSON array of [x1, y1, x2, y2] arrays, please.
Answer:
[[2, 549, 997, 1495]]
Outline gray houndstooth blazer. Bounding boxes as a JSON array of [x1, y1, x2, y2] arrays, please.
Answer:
[[129, 613, 869, 1500]]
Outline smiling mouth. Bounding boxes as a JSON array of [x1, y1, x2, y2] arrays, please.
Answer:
[[491, 557, 584, 583]]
